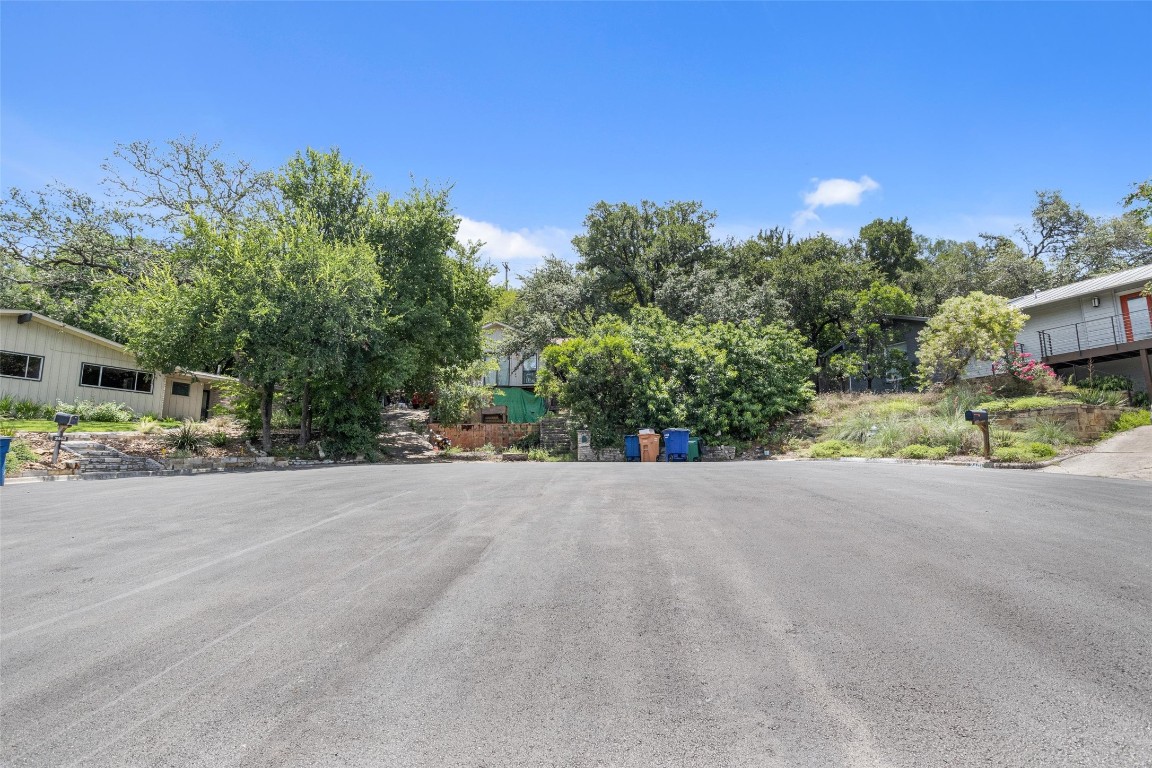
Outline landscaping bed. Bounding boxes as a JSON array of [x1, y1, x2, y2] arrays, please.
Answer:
[[783, 386, 1149, 466]]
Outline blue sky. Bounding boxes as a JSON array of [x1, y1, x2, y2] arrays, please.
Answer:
[[2, 2, 1149, 278]]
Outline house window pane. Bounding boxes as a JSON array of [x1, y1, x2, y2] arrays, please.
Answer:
[[1, 351, 40, 379], [99, 366, 136, 390], [135, 373, 153, 393], [81, 364, 102, 386], [172, 381, 191, 396]]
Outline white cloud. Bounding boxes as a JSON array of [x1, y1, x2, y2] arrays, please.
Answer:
[[457, 217, 575, 284], [793, 175, 881, 231], [803, 175, 880, 208]]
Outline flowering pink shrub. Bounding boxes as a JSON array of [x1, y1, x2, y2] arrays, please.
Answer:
[[993, 349, 1057, 385]]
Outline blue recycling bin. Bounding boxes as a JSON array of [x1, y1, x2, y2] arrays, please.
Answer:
[[624, 434, 641, 462], [0, 436, 11, 486], [662, 428, 690, 462]]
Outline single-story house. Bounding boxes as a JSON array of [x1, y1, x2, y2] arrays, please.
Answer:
[[481, 322, 539, 389], [1, 309, 233, 420], [966, 264, 1152, 393], [819, 315, 929, 393]]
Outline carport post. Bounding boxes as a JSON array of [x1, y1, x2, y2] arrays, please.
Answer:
[[1141, 348, 1152, 413]]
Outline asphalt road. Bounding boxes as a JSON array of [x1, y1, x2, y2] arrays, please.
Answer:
[[2, 463, 1150, 767]]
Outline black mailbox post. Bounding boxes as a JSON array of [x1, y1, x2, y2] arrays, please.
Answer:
[[51, 412, 79, 464], [964, 409, 991, 458]]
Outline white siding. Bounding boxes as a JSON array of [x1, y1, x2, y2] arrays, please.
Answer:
[[1016, 299, 1087, 356], [162, 376, 224, 420], [1, 316, 166, 415], [481, 323, 536, 387]]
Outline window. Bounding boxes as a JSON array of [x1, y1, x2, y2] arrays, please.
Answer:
[[522, 354, 538, 386], [1, 351, 44, 381], [171, 381, 191, 397], [79, 363, 154, 393]]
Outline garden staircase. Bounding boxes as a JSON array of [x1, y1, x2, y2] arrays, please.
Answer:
[[60, 440, 164, 478]]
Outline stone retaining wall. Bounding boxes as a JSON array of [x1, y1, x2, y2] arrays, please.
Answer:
[[702, 445, 737, 461], [164, 456, 349, 471], [991, 404, 1125, 442], [430, 423, 537, 450]]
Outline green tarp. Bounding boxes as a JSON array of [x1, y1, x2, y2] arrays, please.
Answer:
[[493, 387, 550, 424]]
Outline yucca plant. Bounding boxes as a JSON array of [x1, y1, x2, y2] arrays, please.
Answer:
[[164, 421, 206, 453]]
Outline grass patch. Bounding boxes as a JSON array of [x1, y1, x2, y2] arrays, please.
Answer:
[[991, 442, 1058, 462], [980, 395, 1064, 412], [896, 444, 950, 460], [809, 439, 865, 458], [1102, 409, 1151, 438]]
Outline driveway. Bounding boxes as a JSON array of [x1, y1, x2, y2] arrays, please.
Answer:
[[1043, 424, 1152, 481], [2, 463, 1150, 767]]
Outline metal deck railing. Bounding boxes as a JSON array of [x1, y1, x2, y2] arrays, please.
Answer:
[[1037, 308, 1152, 359]]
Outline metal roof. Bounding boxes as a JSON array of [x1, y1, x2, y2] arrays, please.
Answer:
[[1009, 264, 1152, 309]]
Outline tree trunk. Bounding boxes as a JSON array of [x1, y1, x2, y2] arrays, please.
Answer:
[[261, 381, 275, 452], [298, 380, 311, 448]]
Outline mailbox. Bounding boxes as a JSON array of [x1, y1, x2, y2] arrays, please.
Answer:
[[964, 409, 989, 424], [54, 412, 79, 428]]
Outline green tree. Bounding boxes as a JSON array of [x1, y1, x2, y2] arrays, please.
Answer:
[[103, 215, 389, 452], [916, 291, 1028, 387], [745, 232, 877, 352], [572, 200, 718, 310], [1122, 179, 1152, 245], [858, 217, 919, 279], [278, 147, 372, 244], [1, 137, 273, 337], [826, 282, 917, 391]]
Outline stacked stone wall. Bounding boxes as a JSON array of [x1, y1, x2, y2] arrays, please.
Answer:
[[991, 405, 1124, 442]]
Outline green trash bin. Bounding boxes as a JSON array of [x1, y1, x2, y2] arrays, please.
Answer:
[[687, 438, 701, 462]]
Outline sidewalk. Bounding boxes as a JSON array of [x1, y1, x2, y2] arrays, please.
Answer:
[[1041, 425, 1152, 481]]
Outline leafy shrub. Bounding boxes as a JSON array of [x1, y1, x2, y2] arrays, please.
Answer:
[[1107, 410, 1151, 434], [526, 448, 561, 462], [56, 399, 136, 422], [992, 442, 1057, 462], [1132, 391, 1150, 408], [164, 421, 206, 453], [994, 348, 1057, 388], [809, 440, 863, 458], [13, 399, 48, 420], [980, 395, 1063, 412], [1085, 374, 1133, 392], [429, 359, 497, 426], [0, 394, 14, 418], [4, 439, 38, 476], [1024, 418, 1075, 446], [208, 431, 230, 448], [897, 444, 950, 460], [512, 430, 542, 450], [1071, 388, 1126, 407], [539, 308, 815, 447]]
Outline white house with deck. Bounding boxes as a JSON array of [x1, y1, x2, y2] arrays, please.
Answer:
[[1, 309, 233, 420], [967, 265, 1152, 393], [480, 322, 539, 389]]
